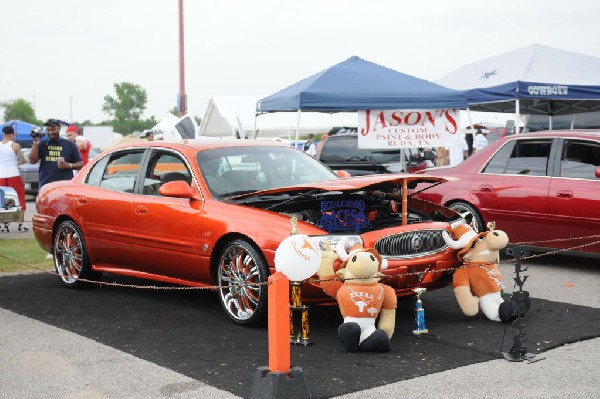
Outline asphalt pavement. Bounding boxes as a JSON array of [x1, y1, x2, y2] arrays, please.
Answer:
[[1, 201, 599, 398]]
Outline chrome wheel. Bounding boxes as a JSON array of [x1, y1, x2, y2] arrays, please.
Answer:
[[217, 239, 268, 325], [53, 220, 101, 287], [449, 202, 484, 232]]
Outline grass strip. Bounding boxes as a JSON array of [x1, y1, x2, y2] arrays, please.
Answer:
[[0, 238, 54, 272]]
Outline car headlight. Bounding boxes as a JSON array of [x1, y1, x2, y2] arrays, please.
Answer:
[[310, 235, 363, 251]]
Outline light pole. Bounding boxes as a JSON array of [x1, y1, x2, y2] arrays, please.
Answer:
[[69, 96, 74, 122], [178, 0, 187, 117]]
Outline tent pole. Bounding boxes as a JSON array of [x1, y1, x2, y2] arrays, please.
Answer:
[[515, 99, 520, 134], [466, 108, 474, 131], [295, 110, 301, 148]]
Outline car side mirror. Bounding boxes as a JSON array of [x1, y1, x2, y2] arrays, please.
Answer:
[[336, 170, 352, 178], [596, 166, 600, 179], [158, 180, 201, 200]]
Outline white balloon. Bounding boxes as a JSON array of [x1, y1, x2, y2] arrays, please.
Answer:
[[274, 235, 322, 282]]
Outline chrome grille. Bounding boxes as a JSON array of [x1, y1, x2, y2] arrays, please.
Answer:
[[375, 229, 448, 259]]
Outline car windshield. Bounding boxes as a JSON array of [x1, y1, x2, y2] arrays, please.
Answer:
[[197, 146, 338, 197]]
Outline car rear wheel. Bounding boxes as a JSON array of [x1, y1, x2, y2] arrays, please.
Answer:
[[448, 202, 484, 232], [216, 238, 268, 326], [53, 220, 102, 288]]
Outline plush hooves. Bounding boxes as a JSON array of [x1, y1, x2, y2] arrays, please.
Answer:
[[359, 330, 391, 353], [338, 322, 361, 353], [499, 292, 531, 322]]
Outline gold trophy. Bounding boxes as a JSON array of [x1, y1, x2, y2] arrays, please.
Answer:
[[288, 216, 312, 346]]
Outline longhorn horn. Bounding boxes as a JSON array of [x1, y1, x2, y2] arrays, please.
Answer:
[[335, 238, 350, 261], [442, 229, 478, 249]]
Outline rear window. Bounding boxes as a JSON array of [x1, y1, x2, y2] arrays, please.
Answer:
[[320, 135, 407, 163]]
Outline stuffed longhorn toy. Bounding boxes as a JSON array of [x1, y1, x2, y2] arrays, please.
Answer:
[[317, 240, 396, 353], [442, 221, 529, 322]]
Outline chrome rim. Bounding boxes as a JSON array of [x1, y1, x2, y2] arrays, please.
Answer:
[[450, 203, 482, 232], [217, 244, 262, 321], [54, 223, 84, 284]]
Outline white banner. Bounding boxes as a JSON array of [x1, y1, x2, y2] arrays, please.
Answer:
[[357, 109, 461, 149]]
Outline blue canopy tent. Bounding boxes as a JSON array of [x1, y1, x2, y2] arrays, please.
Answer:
[[256, 56, 468, 146], [258, 56, 468, 112], [436, 44, 600, 130], [0, 120, 40, 145]]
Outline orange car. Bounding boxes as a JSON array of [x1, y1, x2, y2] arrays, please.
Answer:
[[33, 139, 461, 325]]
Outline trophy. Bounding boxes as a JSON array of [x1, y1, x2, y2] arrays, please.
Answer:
[[288, 215, 312, 346], [413, 287, 429, 335]]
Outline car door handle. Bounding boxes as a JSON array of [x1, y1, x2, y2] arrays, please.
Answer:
[[479, 185, 493, 193], [135, 205, 148, 215], [556, 190, 573, 199], [75, 195, 88, 205]]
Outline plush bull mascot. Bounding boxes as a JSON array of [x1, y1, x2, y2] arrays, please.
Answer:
[[317, 240, 396, 353], [442, 221, 529, 322]]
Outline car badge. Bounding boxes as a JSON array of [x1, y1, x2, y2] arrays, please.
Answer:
[[411, 235, 423, 251]]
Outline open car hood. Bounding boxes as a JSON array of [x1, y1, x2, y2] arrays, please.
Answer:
[[229, 174, 448, 199]]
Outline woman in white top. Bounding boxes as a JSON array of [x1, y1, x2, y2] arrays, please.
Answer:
[[0, 125, 27, 231]]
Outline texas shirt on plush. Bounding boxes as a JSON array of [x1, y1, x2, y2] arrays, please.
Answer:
[[37, 137, 82, 187]]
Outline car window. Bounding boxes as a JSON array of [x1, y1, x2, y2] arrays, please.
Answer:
[[482, 139, 552, 176], [142, 151, 192, 196], [197, 146, 337, 197], [320, 135, 404, 163], [559, 140, 600, 180], [86, 150, 145, 193]]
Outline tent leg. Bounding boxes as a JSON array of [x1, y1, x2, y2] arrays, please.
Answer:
[[295, 110, 301, 149], [515, 99, 520, 134]]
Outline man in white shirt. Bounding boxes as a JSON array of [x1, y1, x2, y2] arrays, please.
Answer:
[[474, 129, 489, 152], [448, 135, 469, 166]]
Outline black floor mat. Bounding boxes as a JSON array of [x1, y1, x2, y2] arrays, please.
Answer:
[[1, 273, 599, 399]]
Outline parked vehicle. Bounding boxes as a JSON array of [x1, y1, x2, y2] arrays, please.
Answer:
[[33, 139, 462, 325], [317, 133, 434, 176], [0, 186, 23, 227], [412, 130, 600, 255]]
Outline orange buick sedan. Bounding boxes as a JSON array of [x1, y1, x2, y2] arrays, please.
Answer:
[[33, 139, 461, 325]]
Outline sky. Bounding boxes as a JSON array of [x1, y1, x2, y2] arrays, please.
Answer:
[[2, 0, 600, 125]]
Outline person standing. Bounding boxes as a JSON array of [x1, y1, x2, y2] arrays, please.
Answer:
[[474, 129, 489, 152], [315, 133, 329, 160], [65, 125, 92, 166], [141, 130, 155, 141], [0, 125, 28, 231], [29, 119, 82, 188], [303, 133, 317, 157], [448, 135, 470, 166]]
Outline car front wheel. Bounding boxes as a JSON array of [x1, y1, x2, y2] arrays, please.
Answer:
[[448, 202, 484, 232], [216, 239, 269, 326], [53, 220, 102, 288]]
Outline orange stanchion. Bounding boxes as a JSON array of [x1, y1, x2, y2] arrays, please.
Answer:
[[268, 271, 290, 373], [252, 271, 311, 398]]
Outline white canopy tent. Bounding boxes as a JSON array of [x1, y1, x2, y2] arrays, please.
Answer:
[[437, 44, 600, 131], [198, 95, 357, 139]]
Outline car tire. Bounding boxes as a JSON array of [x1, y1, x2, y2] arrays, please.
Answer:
[[53, 219, 102, 288], [216, 238, 269, 326], [448, 202, 485, 232]]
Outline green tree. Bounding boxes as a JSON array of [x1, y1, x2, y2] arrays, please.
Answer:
[[102, 82, 155, 135], [1, 98, 40, 124]]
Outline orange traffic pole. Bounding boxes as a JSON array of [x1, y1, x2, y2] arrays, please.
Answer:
[[268, 271, 290, 373]]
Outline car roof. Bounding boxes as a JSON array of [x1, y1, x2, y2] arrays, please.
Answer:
[[103, 138, 291, 155], [507, 129, 600, 141]]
